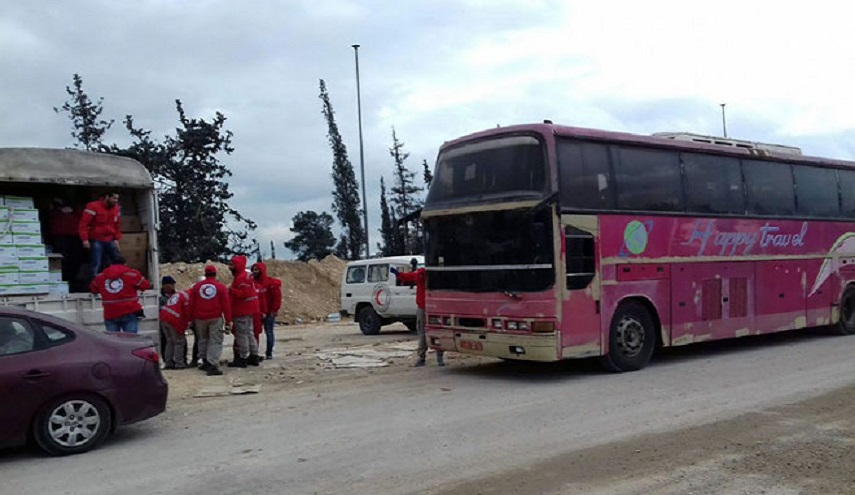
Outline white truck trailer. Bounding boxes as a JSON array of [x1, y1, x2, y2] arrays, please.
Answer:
[[0, 148, 160, 336]]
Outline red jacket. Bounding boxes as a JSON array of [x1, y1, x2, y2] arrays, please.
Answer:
[[252, 262, 282, 317], [188, 276, 232, 322], [229, 255, 259, 317], [160, 290, 190, 332], [90, 264, 151, 320], [396, 268, 426, 309], [79, 199, 122, 242]]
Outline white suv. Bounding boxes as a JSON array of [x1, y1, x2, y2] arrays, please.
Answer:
[[340, 255, 423, 335]]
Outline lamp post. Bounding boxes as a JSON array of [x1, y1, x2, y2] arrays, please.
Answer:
[[720, 103, 728, 137], [352, 44, 370, 259]]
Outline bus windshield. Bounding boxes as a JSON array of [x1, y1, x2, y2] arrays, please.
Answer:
[[424, 208, 554, 292], [426, 135, 548, 206]]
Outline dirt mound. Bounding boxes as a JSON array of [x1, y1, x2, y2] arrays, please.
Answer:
[[160, 255, 347, 324]]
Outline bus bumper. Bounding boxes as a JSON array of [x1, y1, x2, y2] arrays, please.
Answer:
[[426, 328, 559, 362]]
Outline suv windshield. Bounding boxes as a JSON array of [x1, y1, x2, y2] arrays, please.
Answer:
[[425, 135, 548, 206]]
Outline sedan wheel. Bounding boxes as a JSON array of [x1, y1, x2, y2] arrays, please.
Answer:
[[35, 395, 111, 456]]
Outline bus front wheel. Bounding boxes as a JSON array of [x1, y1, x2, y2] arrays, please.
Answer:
[[833, 285, 855, 336], [602, 301, 656, 372]]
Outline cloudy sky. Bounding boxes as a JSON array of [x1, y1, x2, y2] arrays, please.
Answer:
[[3, 0, 855, 259]]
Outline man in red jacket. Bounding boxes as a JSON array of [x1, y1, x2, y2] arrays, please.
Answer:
[[90, 255, 151, 333], [79, 192, 123, 278], [188, 265, 232, 376], [160, 287, 190, 370], [390, 258, 444, 367], [252, 262, 282, 360], [228, 255, 261, 368]]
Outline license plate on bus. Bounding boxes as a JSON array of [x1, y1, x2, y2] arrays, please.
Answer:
[[459, 340, 483, 351]]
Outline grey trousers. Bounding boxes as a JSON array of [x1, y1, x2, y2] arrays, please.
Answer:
[[161, 321, 187, 367], [233, 315, 258, 358], [195, 317, 224, 367], [417, 308, 443, 360]]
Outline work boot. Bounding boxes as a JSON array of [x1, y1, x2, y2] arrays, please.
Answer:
[[199, 361, 213, 372], [206, 366, 223, 376], [247, 354, 262, 366], [227, 356, 247, 368], [414, 358, 426, 367]]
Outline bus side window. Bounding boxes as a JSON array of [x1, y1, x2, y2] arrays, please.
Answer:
[[841, 169, 855, 217], [565, 227, 595, 290]]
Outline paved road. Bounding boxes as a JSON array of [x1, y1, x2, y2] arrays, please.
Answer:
[[2, 329, 854, 495]]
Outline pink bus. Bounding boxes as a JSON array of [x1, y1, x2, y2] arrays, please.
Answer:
[[422, 123, 855, 371]]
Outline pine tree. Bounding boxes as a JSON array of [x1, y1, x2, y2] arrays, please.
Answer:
[[318, 79, 365, 260], [388, 128, 423, 254], [54, 73, 114, 151], [284, 210, 336, 261], [378, 176, 396, 256], [119, 101, 256, 262], [422, 158, 433, 188]]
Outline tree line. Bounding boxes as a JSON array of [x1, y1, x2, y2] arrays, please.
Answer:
[[55, 74, 431, 263]]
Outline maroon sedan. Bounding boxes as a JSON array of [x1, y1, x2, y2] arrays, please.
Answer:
[[0, 307, 168, 456]]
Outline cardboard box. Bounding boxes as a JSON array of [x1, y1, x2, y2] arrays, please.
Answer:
[[10, 221, 41, 234], [0, 271, 18, 285], [3, 196, 35, 208], [16, 283, 50, 294], [11, 208, 39, 222], [16, 245, 45, 258], [0, 232, 12, 244], [19, 257, 48, 272], [18, 271, 50, 284], [118, 232, 148, 251], [48, 282, 69, 296], [123, 249, 148, 272], [0, 244, 16, 259], [120, 215, 142, 233], [14, 234, 42, 245]]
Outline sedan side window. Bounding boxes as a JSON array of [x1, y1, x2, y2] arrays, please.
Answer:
[[37, 322, 75, 347], [0, 317, 35, 356]]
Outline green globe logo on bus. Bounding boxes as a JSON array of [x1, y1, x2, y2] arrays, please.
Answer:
[[621, 220, 654, 257]]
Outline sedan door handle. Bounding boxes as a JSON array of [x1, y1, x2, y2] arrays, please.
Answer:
[[23, 370, 52, 380]]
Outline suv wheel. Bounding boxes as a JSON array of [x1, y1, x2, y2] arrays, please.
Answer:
[[358, 306, 382, 335]]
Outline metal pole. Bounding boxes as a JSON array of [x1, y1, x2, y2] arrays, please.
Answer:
[[353, 44, 370, 259], [720, 103, 727, 137]]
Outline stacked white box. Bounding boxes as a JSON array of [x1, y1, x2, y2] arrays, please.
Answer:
[[11, 222, 41, 234], [0, 270, 18, 285], [17, 245, 45, 258], [19, 257, 48, 272], [18, 271, 50, 284], [48, 282, 69, 296], [10, 208, 38, 222], [2, 196, 35, 208], [13, 234, 42, 246]]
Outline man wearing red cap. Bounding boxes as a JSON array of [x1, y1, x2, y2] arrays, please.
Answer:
[[188, 265, 232, 376], [160, 283, 190, 370], [228, 255, 261, 367]]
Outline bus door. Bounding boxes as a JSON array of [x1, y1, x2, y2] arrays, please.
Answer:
[[561, 222, 601, 358], [671, 262, 755, 344]]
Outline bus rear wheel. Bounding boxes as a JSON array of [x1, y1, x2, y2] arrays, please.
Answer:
[[833, 285, 855, 336], [602, 301, 656, 372]]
